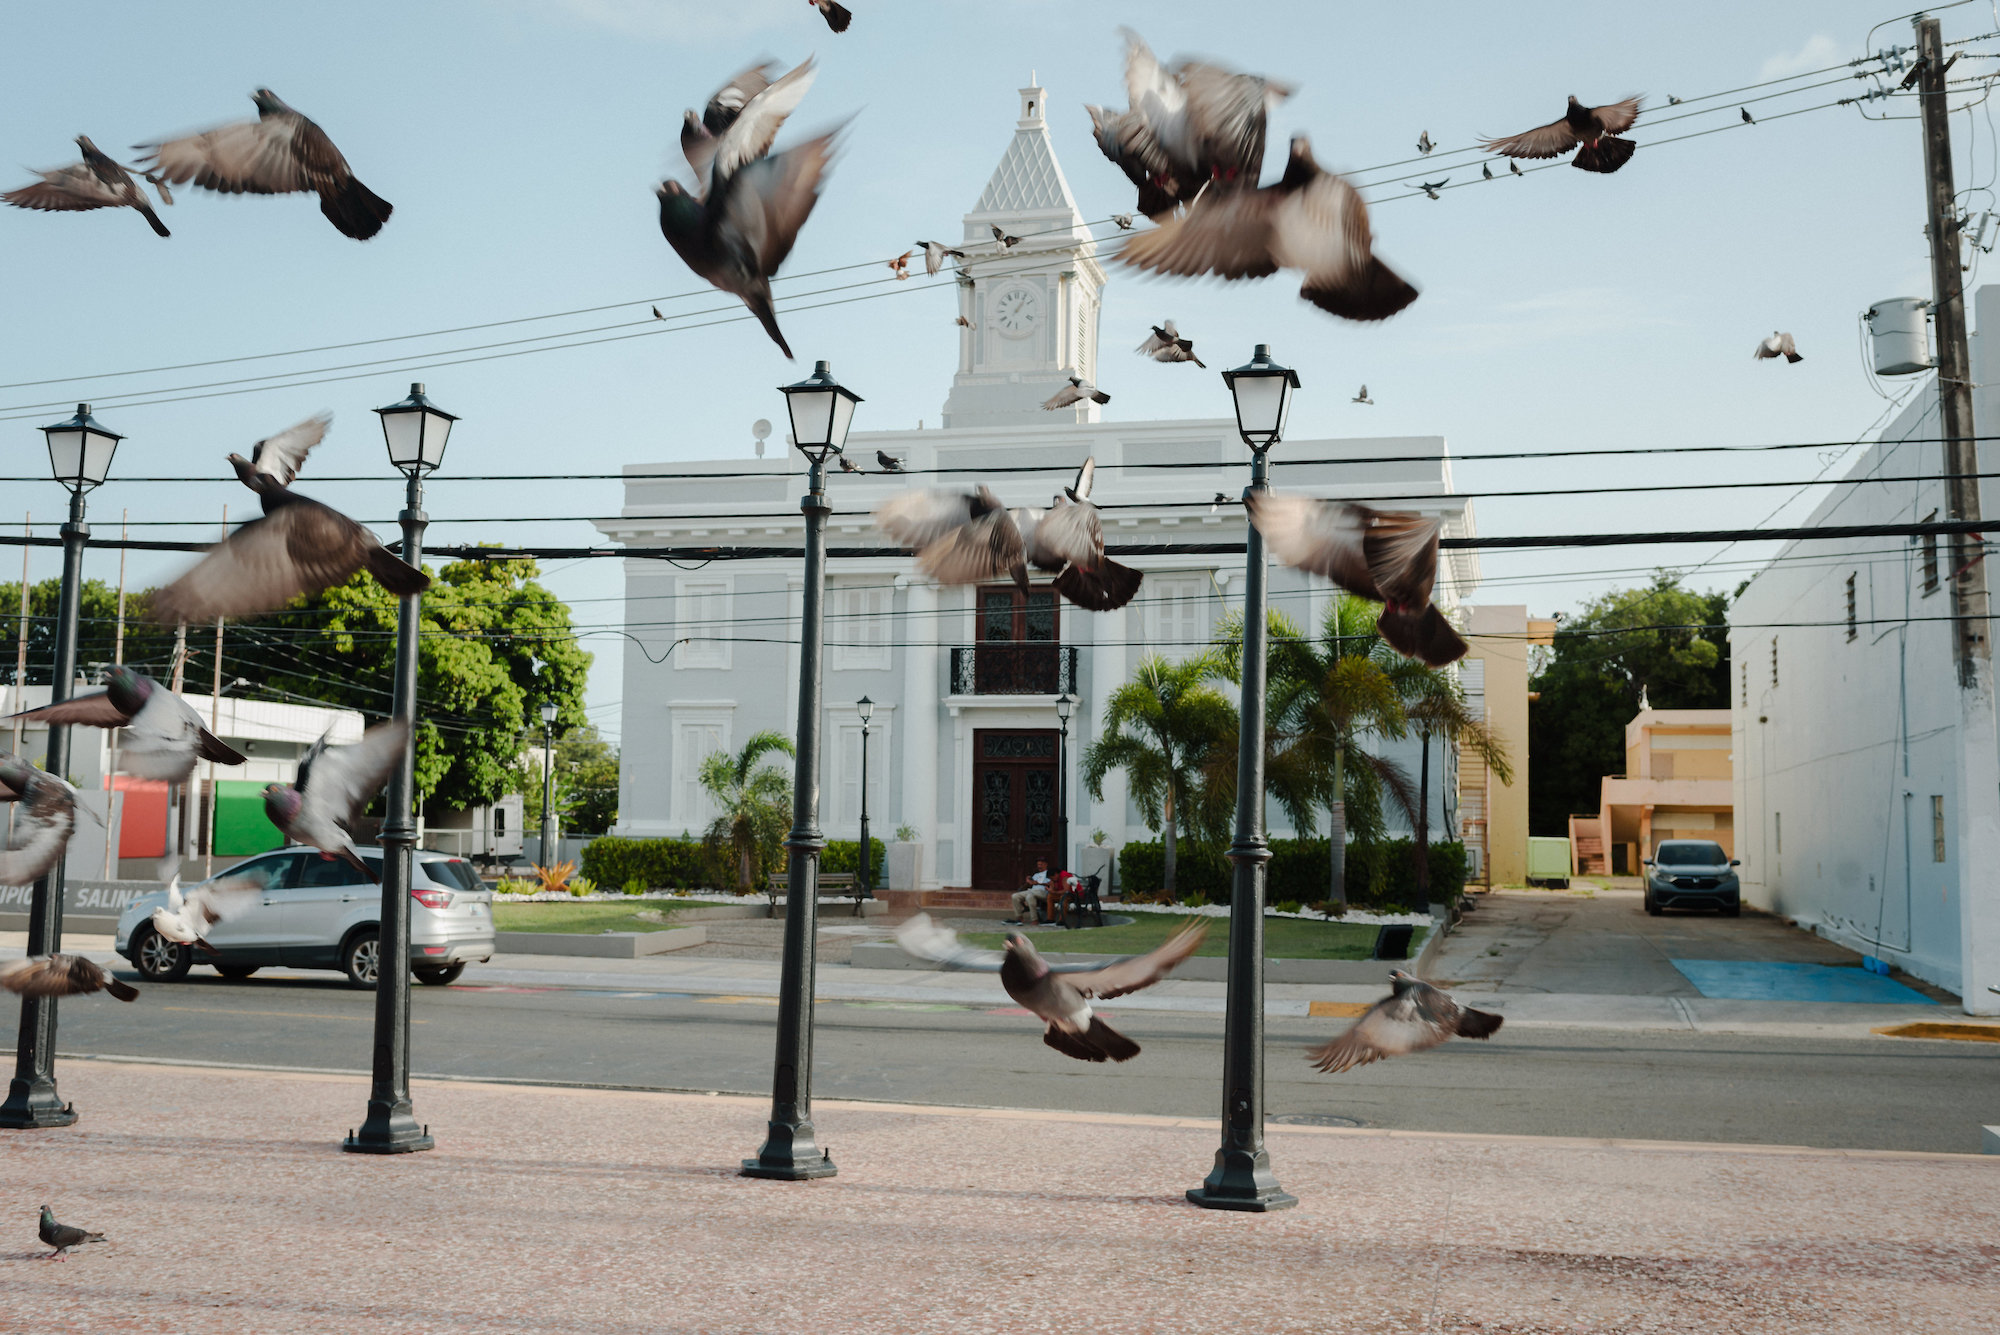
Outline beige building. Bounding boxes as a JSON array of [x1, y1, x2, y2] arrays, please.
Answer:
[[1457, 606, 1553, 886], [1571, 708, 1733, 875]]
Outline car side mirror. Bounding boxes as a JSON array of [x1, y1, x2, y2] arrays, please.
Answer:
[[1729, 859, 1741, 867], [1642, 858, 1654, 867]]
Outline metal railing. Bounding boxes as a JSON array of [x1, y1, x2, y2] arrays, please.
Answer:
[[949, 643, 1078, 696]]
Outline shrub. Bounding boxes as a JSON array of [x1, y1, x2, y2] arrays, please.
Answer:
[[894, 824, 919, 843], [532, 860, 577, 894], [1273, 900, 1302, 915], [581, 837, 709, 891], [820, 838, 887, 878], [567, 876, 597, 898], [1116, 837, 1467, 911], [622, 877, 647, 896]]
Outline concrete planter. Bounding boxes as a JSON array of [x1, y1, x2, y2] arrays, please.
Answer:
[[886, 842, 923, 892], [495, 926, 706, 958]]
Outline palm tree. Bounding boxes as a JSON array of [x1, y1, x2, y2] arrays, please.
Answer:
[[1082, 653, 1236, 895], [698, 730, 795, 898]]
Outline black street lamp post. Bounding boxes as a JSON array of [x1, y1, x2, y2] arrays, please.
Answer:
[[346, 383, 456, 1156], [1, 405, 120, 1130], [1188, 346, 1300, 1212], [1054, 692, 1074, 874], [856, 696, 873, 896], [539, 698, 558, 864], [744, 360, 860, 1181]]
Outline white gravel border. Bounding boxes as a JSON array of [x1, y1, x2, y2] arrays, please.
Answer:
[[1112, 901, 1433, 927]]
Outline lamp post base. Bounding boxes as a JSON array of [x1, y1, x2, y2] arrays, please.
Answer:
[[1186, 1150, 1298, 1212], [741, 1121, 838, 1180], [0, 1077, 76, 1130], [343, 1100, 435, 1155]]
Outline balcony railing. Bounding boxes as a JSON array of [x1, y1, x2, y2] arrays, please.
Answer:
[[950, 643, 1078, 696]]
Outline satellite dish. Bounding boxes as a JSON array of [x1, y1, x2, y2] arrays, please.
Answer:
[[752, 418, 772, 458]]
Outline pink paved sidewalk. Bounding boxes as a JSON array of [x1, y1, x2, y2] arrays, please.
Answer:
[[2, 1061, 1995, 1334]]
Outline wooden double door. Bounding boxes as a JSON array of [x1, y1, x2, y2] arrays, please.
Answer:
[[972, 729, 1059, 891]]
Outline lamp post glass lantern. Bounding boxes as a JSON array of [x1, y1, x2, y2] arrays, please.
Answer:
[[2, 406, 121, 1129], [856, 696, 873, 896], [746, 361, 862, 1181], [1055, 692, 1075, 876], [345, 382, 456, 1156], [1188, 346, 1301, 1212]]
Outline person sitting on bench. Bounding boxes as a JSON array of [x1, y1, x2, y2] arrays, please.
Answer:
[[1008, 859, 1052, 924]]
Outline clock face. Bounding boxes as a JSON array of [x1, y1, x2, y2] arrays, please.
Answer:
[[992, 285, 1041, 338]]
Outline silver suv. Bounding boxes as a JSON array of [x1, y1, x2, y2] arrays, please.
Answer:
[[114, 846, 496, 988]]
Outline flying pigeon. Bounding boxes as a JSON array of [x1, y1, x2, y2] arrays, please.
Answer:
[[0, 756, 80, 889], [1753, 331, 1802, 363], [1740, 107, 1755, 125], [1086, 29, 1293, 220], [1418, 179, 1447, 199], [874, 458, 1143, 610], [1, 955, 138, 1004], [1480, 95, 1642, 174], [679, 60, 816, 199], [1243, 493, 1469, 665], [3, 666, 244, 784], [1042, 377, 1111, 409], [150, 873, 260, 955], [152, 414, 430, 625], [1111, 213, 1135, 230], [916, 239, 965, 275], [837, 454, 860, 472], [135, 88, 393, 239], [1137, 320, 1205, 367], [1305, 969, 1502, 1073], [3, 136, 170, 237], [1120, 135, 1420, 323], [39, 1206, 108, 1261], [876, 450, 905, 472], [888, 249, 912, 279], [954, 315, 975, 328], [894, 912, 1204, 1062], [1482, 161, 1493, 179], [261, 720, 409, 882], [1416, 130, 1435, 155], [1211, 492, 1227, 513], [1352, 384, 1373, 404], [991, 224, 1020, 249], [811, 0, 852, 32]]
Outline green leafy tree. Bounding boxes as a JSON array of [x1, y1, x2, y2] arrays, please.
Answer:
[[1528, 574, 1730, 835], [1081, 654, 1236, 894], [518, 724, 619, 835], [698, 730, 794, 896], [1, 577, 180, 686]]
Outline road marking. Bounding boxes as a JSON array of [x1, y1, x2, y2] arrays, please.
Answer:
[[161, 1006, 425, 1024], [1309, 1001, 1370, 1018], [1872, 1021, 2000, 1043]]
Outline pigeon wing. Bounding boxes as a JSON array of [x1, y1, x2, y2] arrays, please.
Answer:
[[1053, 559, 1143, 611], [249, 413, 331, 488], [5, 689, 130, 729], [0, 777, 77, 888], [185, 876, 261, 935], [1030, 500, 1104, 569], [139, 116, 311, 194], [875, 488, 986, 549], [723, 128, 838, 277], [1067, 919, 1206, 999], [1178, 63, 1291, 184], [1591, 97, 1642, 135], [1041, 382, 1086, 410], [303, 720, 411, 828], [118, 687, 247, 781], [3, 164, 125, 211], [1117, 191, 1282, 280], [1069, 456, 1095, 502], [1245, 493, 1383, 598], [710, 57, 817, 184], [894, 912, 1006, 972], [913, 505, 1024, 585], [703, 62, 782, 136], [1479, 116, 1582, 160], [1360, 509, 1442, 608], [151, 502, 379, 625]]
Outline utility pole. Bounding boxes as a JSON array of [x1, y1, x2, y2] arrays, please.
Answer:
[[1916, 14, 2000, 1015]]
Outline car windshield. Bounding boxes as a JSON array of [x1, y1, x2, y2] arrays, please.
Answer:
[[1656, 842, 1727, 866], [423, 859, 487, 894]]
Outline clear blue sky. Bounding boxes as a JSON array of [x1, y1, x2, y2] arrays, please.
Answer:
[[2, 0, 1989, 742]]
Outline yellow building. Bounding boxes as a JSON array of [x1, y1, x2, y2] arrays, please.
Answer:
[[1457, 607, 1554, 886], [1571, 708, 1734, 875]]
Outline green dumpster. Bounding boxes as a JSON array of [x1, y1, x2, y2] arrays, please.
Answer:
[[212, 779, 285, 857], [1526, 836, 1571, 889]]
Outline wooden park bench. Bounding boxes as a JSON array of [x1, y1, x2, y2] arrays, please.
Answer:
[[765, 870, 866, 915]]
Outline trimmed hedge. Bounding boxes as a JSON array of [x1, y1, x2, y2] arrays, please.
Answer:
[[1118, 837, 1466, 911], [582, 835, 887, 892]]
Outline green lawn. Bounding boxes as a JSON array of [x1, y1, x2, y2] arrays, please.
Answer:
[[959, 913, 1416, 961], [492, 901, 695, 934]]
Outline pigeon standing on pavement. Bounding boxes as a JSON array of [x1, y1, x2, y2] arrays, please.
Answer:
[[1753, 331, 1802, 363], [1, 956, 138, 1004], [1120, 135, 1420, 323], [1042, 376, 1111, 410], [1137, 320, 1205, 367], [916, 239, 966, 274], [1481, 95, 1642, 174], [135, 88, 393, 239], [150, 873, 260, 955], [39, 1207, 108, 1261], [1244, 494, 1469, 664], [1305, 969, 1502, 1072], [894, 913, 1205, 1062], [152, 414, 431, 625], [3, 666, 244, 784], [811, 0, 852, 32], [3, 136, 170, 237], [0, 756, 81, 889], [261, 721, 409, 882], [876, 450, 905, 472]]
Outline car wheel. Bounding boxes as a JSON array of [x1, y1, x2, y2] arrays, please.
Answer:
[[213, 964, 259, 980], [414, 963, 465, 986], [342, 930, 381, 990], [131, 927, 192, 981], [1644, 894, 1663, 917]]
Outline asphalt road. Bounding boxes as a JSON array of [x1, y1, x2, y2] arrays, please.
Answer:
[[50, 969, 2000, 1154]]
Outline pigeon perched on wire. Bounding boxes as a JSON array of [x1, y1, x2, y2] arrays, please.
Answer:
[[1416, 130, 1435, 155], [991, 224, 1021, 249], [1042, 377, 1111, 410], [876, 450, 905, 472], [1137, 320, 1205, 367], [152, 413, 430, 625], [811, 0, 852, 32], [150, 872, 260, 955], [894, 912, 1204, 1062], [135, 88, 393, 239], [1305, 969, 1502, 1072], [1120, 135, 1419, 323], [1667, 95, 1683, 105], [0, 756, 80, 889], [3, 136, 170, 237], [1740, 107, 1755, 125], [38, 1206, 108, 1261], [874, 458, 1143, 610], [2, 665, 244, 784], [916, 239, 966, 275], [1481, 161, 1493, 179], [1753, 331, 1802, 363], [1480, 95, 1642, 174], [837, 455, 860, 473], [261, 721, 409, 882], [1244, 494, 1468, 664], [1, 955, 138, 1004], [1352, 384, 1373, 405], [1509, 160, 1522, 176], [1418, 179, 1447, 200]]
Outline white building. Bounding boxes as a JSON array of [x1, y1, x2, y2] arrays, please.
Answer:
[[598, 82, 1480, 893], [1730, 285, 2000, 1012]]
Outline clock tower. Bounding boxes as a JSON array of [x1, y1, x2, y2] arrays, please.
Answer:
[[941, 79, 1106, 428]]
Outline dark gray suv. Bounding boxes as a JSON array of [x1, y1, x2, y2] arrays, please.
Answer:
[[1643, 840, 1742, 917]]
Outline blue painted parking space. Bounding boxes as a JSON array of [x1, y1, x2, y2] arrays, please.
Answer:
[[1670, 960, 1936, 1004]]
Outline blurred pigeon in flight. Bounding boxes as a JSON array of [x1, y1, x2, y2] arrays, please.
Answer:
[[811, 0, 852, 32], [3, 136, 170, 237], [887, 249, 912, 279], [1, 955, 137, 1004], [876, 450, 904, 472], [915, 239, 965, 274], [991, 224, 1020, 249], [153, 413, 430, 625], [1416, 130, 1435, 155], [1306, 970, 1502, 1072], [1120, 136, 1419, 323], [894, 912, 1205, 1061], [262, 721, 409, 883], [3, 665, 244, 784], [1042, 377, 1111, 409], [1481, 95, 1642, 174], [1111, 213, 1135, 230], [1418, 179, 1447, 199], [1244, 493, 1468, 664], [1352, 384, 1373, 404], [1753, 331, 1802, 363], [954, 315, 974, 328], [136, 88, 393, 239], [39, 1206, 108, 1260], [0, 756, 80, 889], [679, 59, 816, 199], [150, 872, 260, 955], [1137, 320, 1205, 367]]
